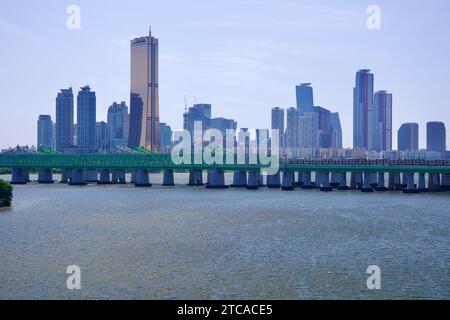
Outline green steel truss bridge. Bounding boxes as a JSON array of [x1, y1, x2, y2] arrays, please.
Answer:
[[1, 150, 450, 174]]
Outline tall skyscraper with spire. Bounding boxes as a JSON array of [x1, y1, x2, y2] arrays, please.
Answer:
[[128, 27, 160, 151]]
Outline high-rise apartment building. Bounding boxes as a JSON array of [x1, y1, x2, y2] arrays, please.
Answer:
[[55, 87, 74, 153], [37, 115, 53, 148], [373, 90, 392, 151], [77, 85, 96, 153], [353, 69, 374, 150], [398, 123, 419, 151]]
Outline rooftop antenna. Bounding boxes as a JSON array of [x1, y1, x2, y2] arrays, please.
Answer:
[[149, 25, 152, 37], [184, 95, 188, 113]]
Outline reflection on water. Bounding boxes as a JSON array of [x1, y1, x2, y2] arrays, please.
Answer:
[[0, 173, 449, 299]]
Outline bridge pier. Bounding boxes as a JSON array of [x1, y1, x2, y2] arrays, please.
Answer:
[[188, 170, 204, 186], [206, 169, 228, 189], [131, 171, 136, 184], [428, 173, 442, 192], [281, 171, 295, 191], [60, 169, 71, 183], [369, 172, 378, 188], [375, 172, 388, 191], [388, 172, 402, 191], [301, 172, 314, 189], [350, 172, 363, 190], [231, 171, 247, 188], [11, 168, 27, 184], [320, 172, 332, 192], [24, 169, 30, 182], [337, 172, 349, 190], [98, 169, 111, 184], [295, 172, 304, 187], [403, 173, 418, 193], [38, 168, 54, 184], [257, 172, 265, 187], [401, 173, 407, 189], [441, 173, 450, 191], [162, 169, 175, 186], [111, 170, 126, 184], [418, 173, 428, 192], [267, 172, 281, 189], [330, 172, 340, 188], [69, 169, 87, 186], [246, 171, 259, 190], [361, 172, 374, 192], [135, 169, 151, 187], [85, 169, 98, 183]]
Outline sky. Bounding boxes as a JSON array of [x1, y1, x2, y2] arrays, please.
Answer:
[[0, 0, 449, 150]]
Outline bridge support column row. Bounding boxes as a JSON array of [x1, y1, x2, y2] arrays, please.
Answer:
[[301, 172, 314, 189], [162, 169, 175, 186], [11, 168, 27, 184], [320, 172, 332, 192], [135, 169, 151, 187], [428, 173, 442, 192], [403, 173, 418, 194], [350, 172, 363, 190], [69, 169, 87, 186], [337, 172, 349, 190], [98, 169, 111, 184]]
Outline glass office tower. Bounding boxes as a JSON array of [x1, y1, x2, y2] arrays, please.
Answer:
[[128, 29, 160, 151]]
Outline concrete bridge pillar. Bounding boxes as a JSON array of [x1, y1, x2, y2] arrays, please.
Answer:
[[111, 170, 126, 184], [330, 172, 340, 188], [131, 171, 136, 184], [231, 171, 247, 188], [369, 172, 378, 188], [375, 172, 388, 191], [403, 173, 418, 193], [362, 172, 374, 192], [206, 170, 210, 187], [85, 169, 98, 183], [206, 169, 228, 189], [24, 169, 30, 182], [38, 168, 54, 184], [60, 169, 72, 183], [428, 173, 442, 192], [388, 173, 402, 191], [337, 172, 349, 190], [69, 169, 87, 186], [281, 171, 295, 191], [162, 169, 175, 186], [257, 172, 265, 187], [418, 173, 428, 192], [441, 173, 450, 191], [246, 171, 259, 190], [11, 168, 27, 184], [320, 172, 332, 192], [135, 169, 151, 187], [350, 172, 363, 190], [267, 172, 281, 189], [295, 172, 304, 187], [401, 173, 407, 189], [98, 169, 111, 184], [188, 170, 204, 186], [301, 172, 314, 189], [314, 172, 322, 189]]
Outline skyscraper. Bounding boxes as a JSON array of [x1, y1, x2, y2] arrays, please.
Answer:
[[314, 106, 332, 148], [271, 107, 285, 148], [55, 87, 74, 153], [427, 122, 446, 156], [373, 90, 393, 151], [398, 123, 419, 151], [107, 101, 129, 150], [353, 69, 374, 150], [210, 117, 238, 138], [285, 107, 299, 155], [296, 83, 314, 115], [299, 112, 319, 149], [330, 112, 343, 149], [77, 86, 96, 153], [159, 122, 173, 153], [37, 115, 53, 148], [128, 29, 160, 151], [183, 103, 212, 136], [95, 121, 109, 151]]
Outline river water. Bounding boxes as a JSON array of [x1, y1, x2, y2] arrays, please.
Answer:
[[0, 173, 449, 299]]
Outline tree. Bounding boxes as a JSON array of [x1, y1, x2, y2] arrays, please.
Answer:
[[0, 180, 13, 207]]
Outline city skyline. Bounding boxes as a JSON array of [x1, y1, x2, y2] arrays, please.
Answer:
[[1, 0, 450, 150]]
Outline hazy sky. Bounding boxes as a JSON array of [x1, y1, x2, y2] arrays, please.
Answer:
[[0, 0, 449, 150]]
